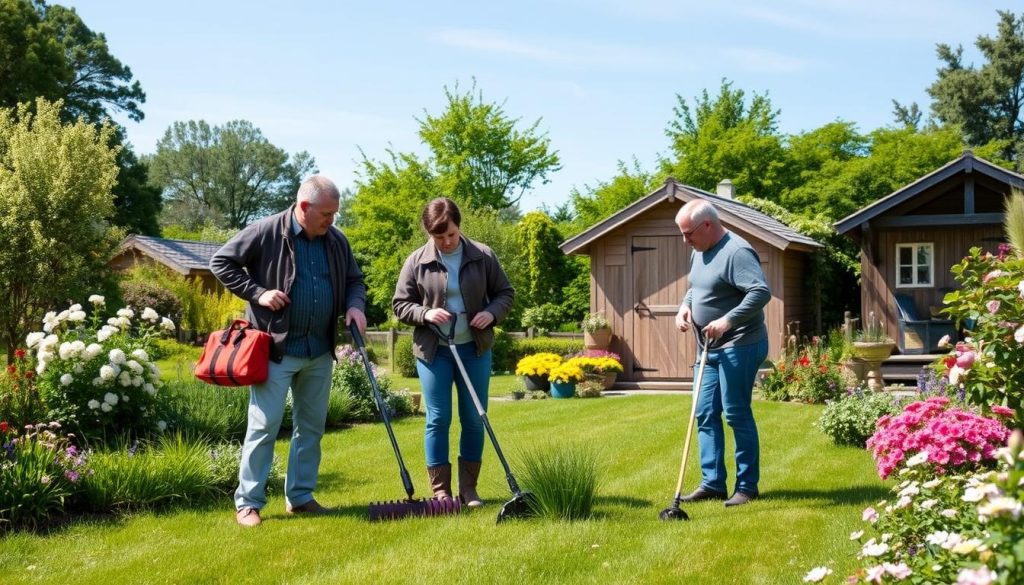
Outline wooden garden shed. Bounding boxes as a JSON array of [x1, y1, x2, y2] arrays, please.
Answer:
[[834, 151, 1024, 352], [560, 178, 822, 388], [108, 235, 224, 293]]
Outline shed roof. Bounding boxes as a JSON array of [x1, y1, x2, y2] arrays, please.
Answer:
[[560, 178, 821, 255], [833, 151, 1024, 235], [114, 235, 221, 275]]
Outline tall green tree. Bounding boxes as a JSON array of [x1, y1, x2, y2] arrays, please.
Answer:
[[418, 81, 561, 210], [514, 212, 568, 309], [0, 98, 121, 360], [567, 157, 656, 236], [0, 0, 68, 109], [927, 10, 1024, 163], [663, 79, 788, 201], [149, 119, 316, 229]]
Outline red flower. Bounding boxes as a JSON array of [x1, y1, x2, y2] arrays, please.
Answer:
[[943, 355, 957, 369], [819, 365, 828, 374], [798, 355, 810, 367], [13, 349, 25, 359], [6, 365, 14, 374], [24, 371, 33, 379], [0, 421, 7, 433]]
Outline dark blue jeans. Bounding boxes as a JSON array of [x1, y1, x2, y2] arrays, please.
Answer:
[[694, 339, 768, 495], [416, 343, 491, 467]]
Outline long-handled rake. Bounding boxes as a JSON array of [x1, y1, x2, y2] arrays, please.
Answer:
[[349, 324, 461, 521], [430, 316, 537, 523], [660, 335, 712, 521]]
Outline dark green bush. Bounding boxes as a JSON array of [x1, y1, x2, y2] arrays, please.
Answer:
[[491, 328, 514, 372], [394, 335, 417, 377], [509, 337, 583, 369], [120, 281, 182, 323]]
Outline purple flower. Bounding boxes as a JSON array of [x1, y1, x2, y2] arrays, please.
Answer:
[[64, 469, 80, 483]]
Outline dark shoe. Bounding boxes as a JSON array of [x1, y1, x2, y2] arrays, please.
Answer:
[[236, 507, 261, 526], [724, 491, 758, 507], [680, 486, 728, 502], [286, 498, 330, 515]]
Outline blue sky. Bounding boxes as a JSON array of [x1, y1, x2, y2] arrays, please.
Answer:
[[69, 0, 1011, 211]]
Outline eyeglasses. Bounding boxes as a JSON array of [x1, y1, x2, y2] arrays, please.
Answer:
[[681, 221, 708, 239]]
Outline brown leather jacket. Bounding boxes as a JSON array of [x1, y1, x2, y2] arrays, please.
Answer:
[[392, 236, 514, 362]]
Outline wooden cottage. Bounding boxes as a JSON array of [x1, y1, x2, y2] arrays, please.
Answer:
[[560, 178, 822, 388], [108, 235, 224, 293], [834, 151, 1024, 353]]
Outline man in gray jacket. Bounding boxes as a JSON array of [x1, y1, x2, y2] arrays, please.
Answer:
[[211, 175, 367, 526]]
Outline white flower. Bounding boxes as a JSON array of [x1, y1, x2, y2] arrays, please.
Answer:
[[118, 371, 132, 387], [117, 308, 134, 319], [87, 399, 100, 410], [940, 508, 958, 518], [96, 327, 115, 342], [161, 317, 175, 331], [895, 495, 913, 509], [977, 496, 1022, 521], [67, 310, 86, 322], [108, 349, 126, 365], [59, 374, 73, 386], [121, 394, 129, 403], [99, 365, 116, 381], [39, 334, 58, 352], [68, 304, 82, 312], [850, 530, 864, 540], [157, 420, 167, 432], [925, 531, 949, 546], [100, 402, 112, 412], [949, 365, 964, 386], [1015, 325, 1024, 345], [919, 498, 938, 510], [862, 506, 879, 522], [56, 310, 69, 322], [963, 486, 991, 503], [923, 478, 942, 489], [72, 363, 83, 374], [84, 343, 103, 360], [951, 538, 985, 555], [143, 383, 156, 396], [905, 453, 928, 468], [802, 567, 832, 582], [957, 566, 997, 585], [131, 376, 143, 387], [884, 563, 912, 579], [126, 360, 144, 374], [131, 349, 149, 362], [103, 392, 118, 405], [92, 377, 102, 386], [88, 294, 105, 306], [141, 307, 159, 322], [865, 565, 885, 582], [861, 539, 889, 556], [25, 332, 45, 348]]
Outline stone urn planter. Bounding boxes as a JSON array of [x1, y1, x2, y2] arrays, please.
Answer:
[[850, 341, 896, 392]]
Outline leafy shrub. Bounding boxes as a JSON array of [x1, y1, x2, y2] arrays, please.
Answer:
[[576, 380, 604, 398], [866, 397, 1013, 479], [756, 335, 846, 403], [0, 349, 45, 428], [832, 430, 1024, 585], [394, 335, 417, 377], [120, 281, 183, 326], [30, 296, 174, 441], [333, 345, 411, 422], [490, 327, 514, 373], [162, 379, 249, 441], [519, 444, 601, 521], [521, 303, 565, 332], [123, 265, 244, 334], [0, 422, 85, 530], [818, 388, 906, 447], [207, 440, 282, 495]]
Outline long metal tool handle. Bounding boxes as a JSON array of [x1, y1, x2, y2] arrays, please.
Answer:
[[350, 323, 415, 500], [672, 336, 711, 499], [429, 315, 524, 495]]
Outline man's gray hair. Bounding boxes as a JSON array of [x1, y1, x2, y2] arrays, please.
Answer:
[[296, 175, 341, 204], [676, 199, 721, 226]]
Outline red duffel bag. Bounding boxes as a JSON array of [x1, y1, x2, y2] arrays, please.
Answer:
[[194, 320, 271, 386]]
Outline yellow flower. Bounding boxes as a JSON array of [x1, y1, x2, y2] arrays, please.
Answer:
[[515, 353, 563, 377], [548, 362, 586, 384]]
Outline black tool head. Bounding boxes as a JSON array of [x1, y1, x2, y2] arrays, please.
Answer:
[[368, 497, 461, 521], [659, 504, 690, 521], [496, 491, 538, 523]]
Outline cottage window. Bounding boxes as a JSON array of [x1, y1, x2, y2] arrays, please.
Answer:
[[895, 243, 933, 287]]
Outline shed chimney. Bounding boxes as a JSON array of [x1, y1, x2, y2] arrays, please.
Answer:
[[716, 179, 734, 199]]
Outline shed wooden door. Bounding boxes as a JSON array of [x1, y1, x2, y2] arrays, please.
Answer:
[[631, 236, 692, 379]]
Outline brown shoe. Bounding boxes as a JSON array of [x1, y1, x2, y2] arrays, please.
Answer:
[[286, 498, 330, 515], [458, 458, 484, 508], [680, 486, 728, 502], [427, 464, 454, 500], [236, 507, 261, 526], [724, 491, 758, 507]]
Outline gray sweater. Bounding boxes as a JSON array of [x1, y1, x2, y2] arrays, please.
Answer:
[[682, 232, 770, 349]]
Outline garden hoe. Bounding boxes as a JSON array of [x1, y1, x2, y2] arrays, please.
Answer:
[[659, 335, 712, 521], [431, 316, 537, 523], [349, 324, 461, 521]]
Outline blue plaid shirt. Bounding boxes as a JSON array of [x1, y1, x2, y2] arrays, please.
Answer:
[[283, 216, 334, 358]]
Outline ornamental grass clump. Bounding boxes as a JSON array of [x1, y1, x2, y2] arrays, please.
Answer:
[[866, 396, 1012, 480], [514, 353, 563, 377], [518, 444, 601, 521]]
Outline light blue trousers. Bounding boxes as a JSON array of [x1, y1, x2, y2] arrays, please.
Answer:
[[234, 352, 333, 511], [694, 339, 769, 495]]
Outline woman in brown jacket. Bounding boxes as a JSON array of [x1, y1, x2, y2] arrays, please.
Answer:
[[392, 198, 514, 507]]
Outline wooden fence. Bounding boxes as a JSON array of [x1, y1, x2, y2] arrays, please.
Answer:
[[344, 329, 583, 366]]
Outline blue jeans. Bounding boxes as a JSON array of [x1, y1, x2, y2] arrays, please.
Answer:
[[694, 339, 768, 495], [416, 343, 491, 467], [235, 352, 333, 511]]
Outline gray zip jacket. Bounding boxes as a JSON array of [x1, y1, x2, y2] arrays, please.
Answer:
[[392, 236, 514, 362], [210, 205, 367, 361]]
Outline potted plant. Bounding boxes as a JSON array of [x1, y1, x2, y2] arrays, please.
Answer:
[[514, 352, 563, 391], [569, 350, 623, 389], [510, 379, 527, 401], [850, 311, 896, 392], [581, 312, 613, 350], [547, 361, 586, 399]]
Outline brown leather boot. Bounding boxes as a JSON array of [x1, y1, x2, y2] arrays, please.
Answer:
[[426, 464, 453, 500], [458, 457, 483, 508]]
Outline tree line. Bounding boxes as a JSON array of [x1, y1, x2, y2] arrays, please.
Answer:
[[1, 0, 1023, 355]]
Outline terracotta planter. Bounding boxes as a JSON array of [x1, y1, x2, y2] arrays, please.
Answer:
[[584, 327, 613, 350], [850, 341, 896, 392], [521, 374, 550, 391]]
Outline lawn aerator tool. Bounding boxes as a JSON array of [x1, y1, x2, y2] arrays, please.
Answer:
[[430, 316, 537, 523], [349, 324, 461, 521], [660, 335, 712, 521]]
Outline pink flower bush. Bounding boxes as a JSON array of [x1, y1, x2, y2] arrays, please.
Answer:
[[866, 397, 1011, 479]]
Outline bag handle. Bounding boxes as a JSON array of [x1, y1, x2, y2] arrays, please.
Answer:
[[218, 320, 253, 345]]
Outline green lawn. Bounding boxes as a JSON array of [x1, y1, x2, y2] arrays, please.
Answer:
[[0, 396, 884, 584]]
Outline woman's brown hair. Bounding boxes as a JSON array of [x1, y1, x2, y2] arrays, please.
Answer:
[[421, 197, 462, 235]]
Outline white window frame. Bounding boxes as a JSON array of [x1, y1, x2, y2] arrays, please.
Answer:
[[894, 242, 934, 288]]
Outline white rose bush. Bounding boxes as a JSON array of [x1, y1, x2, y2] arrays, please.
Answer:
[[28, 295, 175, 439]]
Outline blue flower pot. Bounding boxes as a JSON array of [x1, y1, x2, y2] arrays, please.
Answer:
[[550, 381, 576, 399]]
